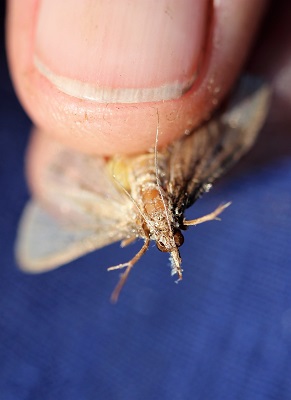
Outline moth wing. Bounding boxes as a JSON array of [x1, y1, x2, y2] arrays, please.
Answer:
[[16, 201, 128, 273], [36, 146, 132, 227], [168, 75, 271, 210]]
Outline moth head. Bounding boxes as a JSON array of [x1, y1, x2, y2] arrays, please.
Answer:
[[156, 229, 184, 252]]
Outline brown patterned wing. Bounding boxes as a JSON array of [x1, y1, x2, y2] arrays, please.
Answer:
[[167, 76, 271, 213]]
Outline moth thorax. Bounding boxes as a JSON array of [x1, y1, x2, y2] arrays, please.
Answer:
[[142, 188, 166, 215], [107, 157, 131, 191]]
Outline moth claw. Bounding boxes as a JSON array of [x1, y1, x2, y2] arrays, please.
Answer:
[[108, 263, 129, 271], [175, 273, 183, 284], [121, 237, 136, 248]]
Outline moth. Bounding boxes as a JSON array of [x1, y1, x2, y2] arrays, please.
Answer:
[[16, 76, 270, 301]]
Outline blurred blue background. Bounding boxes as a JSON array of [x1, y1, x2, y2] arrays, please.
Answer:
[[1, 2, 291, 399]]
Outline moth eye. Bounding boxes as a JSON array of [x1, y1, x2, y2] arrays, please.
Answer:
[[156, 241, 168, 252], [174, 230, 184, 247]]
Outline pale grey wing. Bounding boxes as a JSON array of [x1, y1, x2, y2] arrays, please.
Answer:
[[36, 145, 131, 228], [16, 201, 128, 273], [167, 75, 271, 212]]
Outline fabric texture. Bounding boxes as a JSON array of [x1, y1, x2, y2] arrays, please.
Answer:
[[1, 5, 291, 400]]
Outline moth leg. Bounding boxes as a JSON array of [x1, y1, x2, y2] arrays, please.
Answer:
[[184, 202, 231, 226], [109, 238, 150, 303], [120, 236, 136, 248]]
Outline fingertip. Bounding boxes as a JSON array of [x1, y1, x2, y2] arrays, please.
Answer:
[[7, 0, 268, 155]]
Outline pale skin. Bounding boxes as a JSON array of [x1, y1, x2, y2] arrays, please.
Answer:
[[5, 0, 291, 210]]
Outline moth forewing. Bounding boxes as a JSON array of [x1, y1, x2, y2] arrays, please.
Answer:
[[167, 76, 271, 213], [16, 201, 130, 273], [16, 75, 271, 299]]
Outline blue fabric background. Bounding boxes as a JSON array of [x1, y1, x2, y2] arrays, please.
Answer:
[[1, 3, 291, 400]]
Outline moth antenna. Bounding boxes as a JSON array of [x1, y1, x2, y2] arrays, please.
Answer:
[[111, 173, 152, 228], [154, 110, 172, 233]]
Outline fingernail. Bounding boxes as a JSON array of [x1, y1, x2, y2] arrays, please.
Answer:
[[35, 0, 208, 103]]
